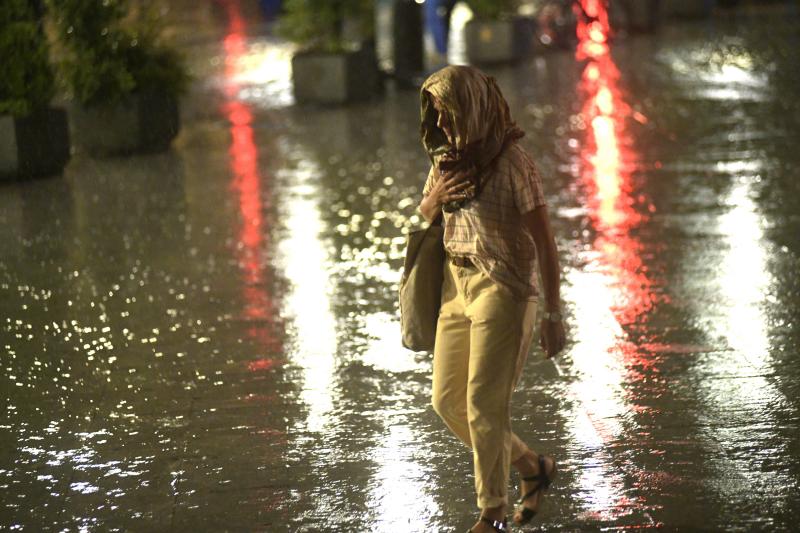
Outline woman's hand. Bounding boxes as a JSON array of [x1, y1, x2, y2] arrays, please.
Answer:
[[419, 170, 471, 223], [539, 318, 566, 359]]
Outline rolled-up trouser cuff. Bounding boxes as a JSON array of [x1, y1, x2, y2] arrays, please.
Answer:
[[478, 495, 508, 509]]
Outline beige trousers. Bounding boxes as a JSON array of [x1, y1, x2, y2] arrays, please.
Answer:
[[432, 261, 537, 509]]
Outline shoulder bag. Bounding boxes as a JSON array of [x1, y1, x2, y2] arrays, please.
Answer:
[[399, 215, 444, 352]]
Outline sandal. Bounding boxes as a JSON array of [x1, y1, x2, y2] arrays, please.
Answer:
[[467, 516, 508, 533], [513, 454, 557, 525]]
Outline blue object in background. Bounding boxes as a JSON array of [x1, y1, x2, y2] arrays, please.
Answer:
[[425, 0, 456, 54], [259, 0, 282, 20]]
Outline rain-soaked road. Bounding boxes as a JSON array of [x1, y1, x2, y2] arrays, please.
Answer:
[[2, 2, 800, 531]]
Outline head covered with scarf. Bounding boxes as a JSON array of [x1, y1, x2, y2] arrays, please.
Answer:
[[420, 65, 525, 211]]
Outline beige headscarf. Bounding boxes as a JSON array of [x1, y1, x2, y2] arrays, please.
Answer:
[[420, 65, 524, 211]]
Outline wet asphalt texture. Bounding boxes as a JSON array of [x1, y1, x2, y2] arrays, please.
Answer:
[[1, 2, 799, 531]]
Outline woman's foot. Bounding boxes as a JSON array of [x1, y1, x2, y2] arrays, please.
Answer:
[[512, 450, 557, 525], [468, 505, 508, 532]]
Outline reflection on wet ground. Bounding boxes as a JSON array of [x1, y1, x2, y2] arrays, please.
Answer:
[[2, 2, 800, 531]]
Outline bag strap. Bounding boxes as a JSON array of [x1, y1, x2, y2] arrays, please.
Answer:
[[429, 166, 444, 226], [403, 220, 441, 278], [403, 191, 443, 271]]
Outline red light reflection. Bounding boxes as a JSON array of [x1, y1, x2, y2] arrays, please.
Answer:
[[221, 0, 279, 351], [576, 0, 657, 326], [574, 0, 611, 59], [248, 358, 284, 372], [567, 2, 666, 523]]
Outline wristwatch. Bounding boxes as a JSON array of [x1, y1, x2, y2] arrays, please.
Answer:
[[541, 310, 562, 322]]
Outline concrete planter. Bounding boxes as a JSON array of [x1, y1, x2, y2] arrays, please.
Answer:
[[70, 91, 180, 156], [291, 48, 381, 105], [465, 17, 533, 65], [0, 107, 71, 180]]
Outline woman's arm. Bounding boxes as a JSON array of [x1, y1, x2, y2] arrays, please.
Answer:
[[523, 205, 566, 358], [419, 190, 443, 224]]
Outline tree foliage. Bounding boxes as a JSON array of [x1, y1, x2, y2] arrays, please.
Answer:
[[48, 0, 188, 107], [0, 0, 56, 116], [467, 0, 518, 20], [279, 0, 374, 53]]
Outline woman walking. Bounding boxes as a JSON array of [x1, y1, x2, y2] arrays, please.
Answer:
[[418, 66, 566, 532]]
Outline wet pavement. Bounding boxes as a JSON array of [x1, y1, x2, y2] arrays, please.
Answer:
[[2, 2, 800, 531]]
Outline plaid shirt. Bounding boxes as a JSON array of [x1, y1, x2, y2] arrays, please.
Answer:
[[423, 143, 547, 301]]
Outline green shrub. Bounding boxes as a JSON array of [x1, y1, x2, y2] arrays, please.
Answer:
[[0, 0, 56, 116], [467, 0, 518, 20], [279, 0, 374, 53], [48, 0, 188, 107]]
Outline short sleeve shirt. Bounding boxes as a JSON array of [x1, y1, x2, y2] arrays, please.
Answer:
[[422, 143, 547, 301]]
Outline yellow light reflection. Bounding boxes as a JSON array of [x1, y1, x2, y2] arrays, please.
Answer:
[[717, 181, 770, 359], [704, 178, 777, 397], [665, 49, 769, 101], [216, 8, 295, 108], [367, 423, 441, 531], [564, 270, 627, 438], [695, 175, 792, 494], [279, 162, 338, 433], [446, 3, 475, 65], [226, 42, 294, 86], [563, 349, 630, 521], [361, 312, 428, 374]]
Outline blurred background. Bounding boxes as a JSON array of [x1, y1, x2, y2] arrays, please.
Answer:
[[1, 0, 799, 531]]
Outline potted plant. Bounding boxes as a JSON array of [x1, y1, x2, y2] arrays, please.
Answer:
[[464, 0, 533, 65], [279, 0, 381, 105], [0, 0, 70, 179], [48, 0, 188, 156]]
